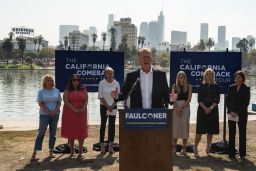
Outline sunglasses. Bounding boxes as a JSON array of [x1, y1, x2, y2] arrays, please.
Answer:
[[72, 79, 79, 82]]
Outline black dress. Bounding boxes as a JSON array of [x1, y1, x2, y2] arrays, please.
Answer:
[[196, 83, 220, 134]]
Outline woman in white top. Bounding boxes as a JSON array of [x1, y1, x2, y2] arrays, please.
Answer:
[[98, 67, 120, 155]]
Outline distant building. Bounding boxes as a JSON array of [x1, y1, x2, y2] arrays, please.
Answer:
[[59, 25, 79, 44], [171, 31, 187, 49], [69, 31, 89, 51], [200, 23, 208, 41], [148, 21, 159, 48], [114, 18, 137, 48], [158, 11, 165, 43], [11, 26, 35, 38], [11, 26, 47, 52], [232, 37, 241, 51], [107, 14, 114, 31], [139, 22, 148, 41], [217, 26, 226, 50]]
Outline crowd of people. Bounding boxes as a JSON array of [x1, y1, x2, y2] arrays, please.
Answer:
[[30, 48, 250, 162]]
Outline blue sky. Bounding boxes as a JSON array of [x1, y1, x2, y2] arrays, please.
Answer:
[[0, 0, 256, 46]]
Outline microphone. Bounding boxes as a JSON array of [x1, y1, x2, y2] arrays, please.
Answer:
[[126, 77, 140, 100]]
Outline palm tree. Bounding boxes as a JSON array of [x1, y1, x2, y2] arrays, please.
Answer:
[[118, 34, 129, 61], [137, 36, 142, 50], [33, 37, 38, 54], [91, 33, 97, 51], [108, 27, 117, 51], [1, 32, 14, 65], [206, 38, 215, 51], [64, 36, 69, 50], [236, 38, 249, 52], [80, 44, 87, 51], [151, 47, 157, 65], [102, 32, 107, 51], [37, 35, 43, 54], [70, 31, 77, 50], [141, 37, 146, 48], [248, 38, 255, 51], [16, 37, 26, 65], [198, 39, 206, 51]]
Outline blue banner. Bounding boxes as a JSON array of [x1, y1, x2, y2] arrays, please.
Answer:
[[124, 109, 169, 129], [170, 51, 241, 94], [55, 50, 124, 92]]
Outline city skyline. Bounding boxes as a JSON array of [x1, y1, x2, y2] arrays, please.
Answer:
[[0, 0, 256, 47]]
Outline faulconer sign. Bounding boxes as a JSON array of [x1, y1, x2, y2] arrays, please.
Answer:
[[55, 50, 124, 92], [170, 51, 241, 94], [125, 109, 169, 129]]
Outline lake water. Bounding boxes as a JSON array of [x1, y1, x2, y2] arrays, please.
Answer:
[[0, 69, 255, 130]]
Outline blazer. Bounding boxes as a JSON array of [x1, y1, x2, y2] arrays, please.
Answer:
[[226, 83, 250, 116], [117, 68, 170, 108]]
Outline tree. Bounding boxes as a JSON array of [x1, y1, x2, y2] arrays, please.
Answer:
[[16, 37, 26, 65], [37, 35, 43, 54], [70, 31, 77, 50], [151, 47, 157, 65], [32, 37, 38, 53], [198, 39, 206, 51], [108, 27, 117, 51], [248, 38, 255, 51], [236, 38, 249, 52], [25, 56, 33, 68], [64, 36, 69, 50], [102, 32, 107, 51], [141, 37, 146, 48], [38, 47, 55, 60], [158, 52, 169, 67], [129, 45, 137, 67], [91, 33, 97, 51], [206, 38, 215, 51], [1, 32, 14, 65], [137, 36, 142, 50], [118, 34, 130, 61], [247, 49, 256, 65], [80, 44, 87, 51]]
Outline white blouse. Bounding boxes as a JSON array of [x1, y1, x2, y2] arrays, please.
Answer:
[[98, 79, 120, 106]]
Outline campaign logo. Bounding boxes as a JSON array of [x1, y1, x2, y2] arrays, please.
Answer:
[[124, 109, 169, 129]]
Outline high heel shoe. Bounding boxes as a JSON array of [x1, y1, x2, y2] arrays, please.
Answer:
[[100, 143, 106, 156], [108, 143, 114, 155], [205, 146, 210, 156], [181, 147, 187, 155], [194, 147, 199, 157]]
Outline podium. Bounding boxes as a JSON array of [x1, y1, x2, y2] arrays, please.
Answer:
[[119, 108, 173, 171]]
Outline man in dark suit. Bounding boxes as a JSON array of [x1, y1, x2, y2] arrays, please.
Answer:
[[226, 70, 250, 159], [112, 48, 170, 108]]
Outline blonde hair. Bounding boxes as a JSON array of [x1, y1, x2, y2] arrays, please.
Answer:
[[175, 71, 188, 93], [203, 68, 216, 85], [42, 74, 55, 88], [138, 48, 152, 56]]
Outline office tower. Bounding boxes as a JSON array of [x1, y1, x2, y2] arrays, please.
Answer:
[[217, 26, 226, 50], [171, 31, 187, 46], [148, 21, 159, 48], [139, 22, 148, 41], [200, 23, 208, 41], [114, 18, 137, 48], [158, 11, 165, 43], [59, 25, 79, 44]]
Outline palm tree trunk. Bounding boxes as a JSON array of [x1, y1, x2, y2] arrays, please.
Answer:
[[21, 51, 24, 66]]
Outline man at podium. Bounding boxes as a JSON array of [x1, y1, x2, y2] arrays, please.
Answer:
[[112, 48, 170, 108]]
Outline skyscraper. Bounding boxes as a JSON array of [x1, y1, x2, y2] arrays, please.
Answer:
[[200, 23, 208, 41], [107, 14, 114, 31], [217, 26, 226, 50], [148, 21, 159, 48], [59, 25, 79, 44], [139, 22, 148, 41], [158, 11, 165, 43], [232, 37, 241, 51], [171, 31, 187, 46]]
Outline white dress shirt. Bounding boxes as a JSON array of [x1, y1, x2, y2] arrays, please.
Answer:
[[140, 67, 153, 108]]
